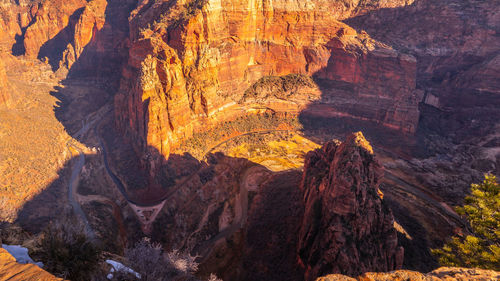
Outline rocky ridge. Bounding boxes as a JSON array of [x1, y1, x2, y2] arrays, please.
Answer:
[[104, 132, 404, 280], [346, 0, 500, 138], [0, 0, 497, 279], [298, 132, 403, 279], [0, 0, 134, 76]]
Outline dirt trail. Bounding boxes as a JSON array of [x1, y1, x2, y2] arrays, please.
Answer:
[[195, 163, 256, 260], [64, 104, 111, 238], [66, 141, 94, 238]]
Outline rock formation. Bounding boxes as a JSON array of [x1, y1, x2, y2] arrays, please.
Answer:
[[298, 132, 403, 279], [22, 0, 88, 59], [0, 1, 22, 51], [346, 0, 500, 138], [0, 0, 133, 75], [100, 133, 403, 280], [317, 267, 500, 281], [114, 0, 422, 170]]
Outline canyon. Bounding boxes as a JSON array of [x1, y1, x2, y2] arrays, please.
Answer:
[[114, 0, 422, 172], [0, 0, 498, 280]]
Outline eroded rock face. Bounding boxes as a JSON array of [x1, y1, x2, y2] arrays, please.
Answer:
[[0, 0, 134, 75], [22, 0, 88, 59], [0, 1, 23, 52], [346, 0, 500, 138], [114, 0, 421, 170], [298, 132, 403, 279]]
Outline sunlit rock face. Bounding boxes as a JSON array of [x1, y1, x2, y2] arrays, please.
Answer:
[[298, 132, 403, 280], [22, 0, 88, 59], [0, 0, 134, 75], [114, 0, 421, 169]]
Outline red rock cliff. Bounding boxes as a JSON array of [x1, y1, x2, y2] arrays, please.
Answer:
[[346, 0, 500, 136], [298, 132, 403, 280], [0, 0, 132, 75], [114, 0, 421, 168]]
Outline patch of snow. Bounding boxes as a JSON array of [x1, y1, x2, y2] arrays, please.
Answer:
[[106, 259, 141, 279], [1, 244, 44, 268]]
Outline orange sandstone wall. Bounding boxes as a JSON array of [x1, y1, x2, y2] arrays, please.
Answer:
[[115, 0, 421, 165]]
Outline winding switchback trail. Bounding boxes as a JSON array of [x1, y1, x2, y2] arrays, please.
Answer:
[[66, 140, 95, 238], [64, 104, 112, 238]]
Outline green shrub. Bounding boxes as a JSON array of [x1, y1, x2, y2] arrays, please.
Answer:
[[432, 174, 500, 270]]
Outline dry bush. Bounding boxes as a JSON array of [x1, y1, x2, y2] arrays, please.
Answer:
[[113, 238, 219, 281], [38, 219, 101, 281]]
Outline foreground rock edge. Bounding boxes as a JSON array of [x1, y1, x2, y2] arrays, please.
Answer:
[[317, 267, 500, 281], [0, 248, 63, 281]]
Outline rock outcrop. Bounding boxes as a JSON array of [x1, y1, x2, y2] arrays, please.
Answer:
[[0, 248, 63, 281], [317, 267, 500, 281], [0, 1, 23, 52], [114, 0, 422, 170], [22, 0, 87, 59], [102, 132, 403, 280], [0, 0, 133, 75], [298, 132, 403, 280]]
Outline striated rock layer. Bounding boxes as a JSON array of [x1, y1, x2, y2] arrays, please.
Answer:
[[22, 0, 88, 60], [346, 0, 500, 138], [114, 0, 421, 171], [0, 0, 135, 76], [298, 132, 403, 279]]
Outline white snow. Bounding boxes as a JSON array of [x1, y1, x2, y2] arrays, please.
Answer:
[[105, 259, 141, 279], [1, 244, 44, 268]]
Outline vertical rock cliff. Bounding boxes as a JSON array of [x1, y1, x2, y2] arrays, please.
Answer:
[[298, 132, 403, 279], [0, 0, 134, 75], [114, 0, 422, 172], [346, 0, 500, 137], [22, 0, 88, 59]]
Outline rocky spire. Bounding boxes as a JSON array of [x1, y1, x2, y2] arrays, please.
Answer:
[[298, 132, 403, 280]]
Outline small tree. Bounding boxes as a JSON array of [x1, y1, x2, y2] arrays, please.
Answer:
[[432, 174, 500, 270]]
